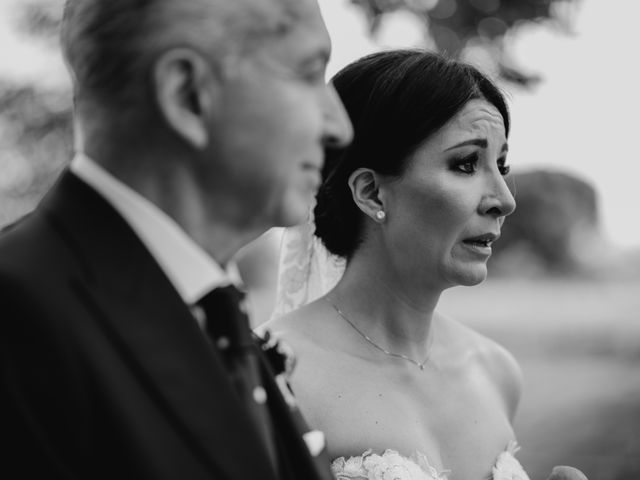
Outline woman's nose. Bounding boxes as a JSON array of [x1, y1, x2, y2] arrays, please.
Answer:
[[480, 174, 516, 218]]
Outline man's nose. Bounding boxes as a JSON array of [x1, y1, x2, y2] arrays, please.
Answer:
[[322, 83, 353, 149]]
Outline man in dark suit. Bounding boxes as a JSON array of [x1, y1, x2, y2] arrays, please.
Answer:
[[0, 0, 352, 478]]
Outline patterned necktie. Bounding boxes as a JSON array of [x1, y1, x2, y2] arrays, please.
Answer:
[[197, 285, 278, 470]]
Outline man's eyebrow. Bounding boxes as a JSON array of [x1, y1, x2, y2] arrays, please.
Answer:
[[444, 138, 488, 151]]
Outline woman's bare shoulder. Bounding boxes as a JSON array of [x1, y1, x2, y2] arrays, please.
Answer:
[[437, 312, 524, 420], [260, 301, 317, 335], [257, 298, 339, 356]]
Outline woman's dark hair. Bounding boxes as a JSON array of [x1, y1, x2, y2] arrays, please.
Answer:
[[314, 49, 510, 258]]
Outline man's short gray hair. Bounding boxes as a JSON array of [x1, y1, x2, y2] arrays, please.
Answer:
[[61, 0, 298, 112]]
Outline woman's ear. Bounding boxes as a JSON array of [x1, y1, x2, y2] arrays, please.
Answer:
[[348, 168, 387, 222], [153, 48, 219, 149]]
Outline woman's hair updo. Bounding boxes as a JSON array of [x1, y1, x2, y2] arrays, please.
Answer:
[[314, 49, 510, 258]]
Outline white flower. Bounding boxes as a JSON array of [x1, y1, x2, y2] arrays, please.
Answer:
[[363, 450, 439, 480], [332, 449, 368, 479]]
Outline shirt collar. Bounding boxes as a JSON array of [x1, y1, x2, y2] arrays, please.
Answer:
[[70, 153, 241, 305]]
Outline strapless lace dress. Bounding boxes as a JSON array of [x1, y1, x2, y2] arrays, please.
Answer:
[[331, 440, 530, 480]]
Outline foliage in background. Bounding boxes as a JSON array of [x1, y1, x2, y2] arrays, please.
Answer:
[[0, 0, 68, 225], [351, 0, 580, 87], [490, 169, 601, 275], [0, 82, 72, 226], [16, 0, 62, 40]]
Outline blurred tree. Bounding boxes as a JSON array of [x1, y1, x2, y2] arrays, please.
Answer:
[[0, 82, 72, 226], [351, 0, 580, 87], [16, 0, 62, 40], [491, 169, 601, 274], [0, 0, 68, 227]]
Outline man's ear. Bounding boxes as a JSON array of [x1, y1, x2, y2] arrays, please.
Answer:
[[348, 168, 386, 222], [153, 48, 219, 149]]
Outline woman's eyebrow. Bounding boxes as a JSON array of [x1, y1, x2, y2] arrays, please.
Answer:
[[444, 138, 488, 151]]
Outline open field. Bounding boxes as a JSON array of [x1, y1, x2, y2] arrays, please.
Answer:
[[439, 278, 640, 480]]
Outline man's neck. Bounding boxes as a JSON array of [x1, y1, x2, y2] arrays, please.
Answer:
[[87, 147, 265, 266]]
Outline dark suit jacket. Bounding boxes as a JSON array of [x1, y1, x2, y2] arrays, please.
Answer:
[[0, 171, 334, 480]]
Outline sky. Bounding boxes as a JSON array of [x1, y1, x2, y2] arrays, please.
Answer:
[[0, 0, 638, 247]]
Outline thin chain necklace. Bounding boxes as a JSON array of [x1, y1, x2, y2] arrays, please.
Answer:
[[328, 300, 435, 371]]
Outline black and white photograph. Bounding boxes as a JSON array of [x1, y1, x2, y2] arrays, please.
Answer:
[[1, 0, 638, 479]]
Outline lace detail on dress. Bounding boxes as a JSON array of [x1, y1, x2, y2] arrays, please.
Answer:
[[491, 441, 530, 480], [331, 449, 450, 480], [330, 442, 530, 480]]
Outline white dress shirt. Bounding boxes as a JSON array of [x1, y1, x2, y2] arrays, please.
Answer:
[[70, 153, 241, 315]]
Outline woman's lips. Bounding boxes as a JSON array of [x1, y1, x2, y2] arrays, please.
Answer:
[[461, 232, 499, 256]]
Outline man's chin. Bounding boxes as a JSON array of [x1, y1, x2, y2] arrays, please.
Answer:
[[271, 213, 303, 231], [274, 200, 315, 229]]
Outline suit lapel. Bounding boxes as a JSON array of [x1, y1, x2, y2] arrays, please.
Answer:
[[257, 353, 335, 480], [42, 171, 278, 480]]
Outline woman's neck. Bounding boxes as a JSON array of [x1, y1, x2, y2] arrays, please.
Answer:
[[327, 246, 444, 362]]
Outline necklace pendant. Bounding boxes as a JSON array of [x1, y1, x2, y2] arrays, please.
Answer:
[[329, 300, 434, 371]]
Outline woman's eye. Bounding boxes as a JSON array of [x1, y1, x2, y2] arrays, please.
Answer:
[[452, 153, 478, 174]]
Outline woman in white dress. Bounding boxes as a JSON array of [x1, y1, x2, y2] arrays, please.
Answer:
[[265, 50, 586, 480]]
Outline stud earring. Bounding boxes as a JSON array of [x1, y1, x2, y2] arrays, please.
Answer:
[[375, 210, 386, 221]]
